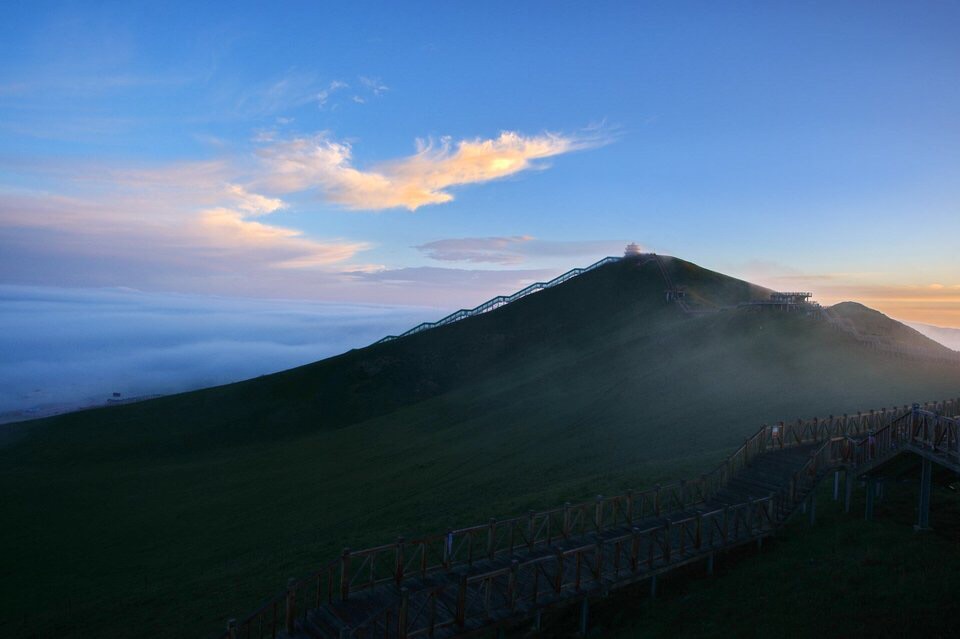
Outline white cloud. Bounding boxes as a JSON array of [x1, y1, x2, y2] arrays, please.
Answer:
[[416, 236, 535, 264], [316, 80, 349, 108], [257, 130, 602, 211], [359, 76, 389, 96], [225, 184, 285, 216], [416, 236, 629, 264]]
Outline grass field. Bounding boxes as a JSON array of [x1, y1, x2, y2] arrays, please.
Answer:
[[3, 257, 959, 638]]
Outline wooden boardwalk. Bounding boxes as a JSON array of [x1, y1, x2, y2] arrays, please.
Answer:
[[222, 399, 960, 639]]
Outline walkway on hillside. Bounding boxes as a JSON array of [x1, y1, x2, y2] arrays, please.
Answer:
[[372, 253, 960, 365], [222, 399, 960, 639]]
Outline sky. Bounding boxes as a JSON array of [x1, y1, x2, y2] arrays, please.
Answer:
[[1, 2, 959, 410]]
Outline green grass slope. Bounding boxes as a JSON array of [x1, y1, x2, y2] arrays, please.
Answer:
[[2, 256, 959, 638]]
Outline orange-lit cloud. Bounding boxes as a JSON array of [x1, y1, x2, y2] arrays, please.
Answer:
[[257, 131, 601, 210], [0, 174, 369, 277], [198, 207, 368, 268]]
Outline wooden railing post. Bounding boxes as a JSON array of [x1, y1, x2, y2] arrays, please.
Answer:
[[594, 539, 604, 581], [341, 548, 351, 601], [662, 522, 672, 563], [528, 511, 536, 549], [509, 560, 519, 609], [722, 507, 730, 545], [555, 548, 564, 593], [395, 537, 405, 585], [443, 529, 453, 569], [625, 490, 634, 524], [487, 518, 497, 560], [456, 574, 468, 627], [398, 588, 409, 639], [695, 513, 703, 550], [285, 578, 297, 635]]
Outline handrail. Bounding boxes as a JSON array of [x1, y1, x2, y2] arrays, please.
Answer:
[[217, 397, 960, 638], [373, 256, 623, 344]]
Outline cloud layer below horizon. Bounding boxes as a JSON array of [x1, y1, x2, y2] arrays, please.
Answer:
[[0, 285, 437, 417]]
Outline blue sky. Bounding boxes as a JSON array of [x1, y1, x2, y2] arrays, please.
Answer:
[[2, 1, 960, 325]]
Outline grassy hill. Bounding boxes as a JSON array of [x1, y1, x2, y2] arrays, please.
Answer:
[[829, 301, 957, 357], [2, 256, 960, 638]]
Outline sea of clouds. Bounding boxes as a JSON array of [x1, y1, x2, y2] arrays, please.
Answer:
[[0, 285, 437, 419], [908, 322, 960, 351]]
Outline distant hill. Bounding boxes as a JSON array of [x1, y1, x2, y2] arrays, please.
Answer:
[[828, 301, 958, 358], [907, 320, 960, 351], [2, 255, 959, 639]]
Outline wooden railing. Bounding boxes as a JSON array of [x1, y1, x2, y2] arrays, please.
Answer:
[[225, 560, 340, 639], [218, 397, 960, 639], [843, 404, 960, 470], [350, 496, 781, 639]]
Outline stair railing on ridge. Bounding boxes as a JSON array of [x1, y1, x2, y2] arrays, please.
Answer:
[[216, 398, 960, 639], [373, 256, 622, 344]]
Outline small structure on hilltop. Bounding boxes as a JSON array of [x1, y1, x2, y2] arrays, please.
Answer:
[[741, 291, 819, 314], [624, 242, 643, 257]]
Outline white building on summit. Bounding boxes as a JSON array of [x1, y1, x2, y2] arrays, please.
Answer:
[[624, 242, 643, 257]]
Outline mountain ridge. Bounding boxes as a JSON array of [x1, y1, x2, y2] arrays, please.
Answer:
[[3, 255, 960, 639]]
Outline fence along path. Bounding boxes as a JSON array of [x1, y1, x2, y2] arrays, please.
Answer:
[[373, 256, 623, 344], [221, 398, 960, 639]]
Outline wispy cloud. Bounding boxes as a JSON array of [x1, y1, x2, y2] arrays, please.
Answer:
[[417, 236, 535, 264], [257, 130, 605, 211], [415, 236, 628, 265], [316, 80, 349, 108], [359, 76, 389, 97], [0, 154, 371, 292]]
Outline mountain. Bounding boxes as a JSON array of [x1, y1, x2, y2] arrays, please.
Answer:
[[828, 301, 958, 357], [2, 255, 959, 639]]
